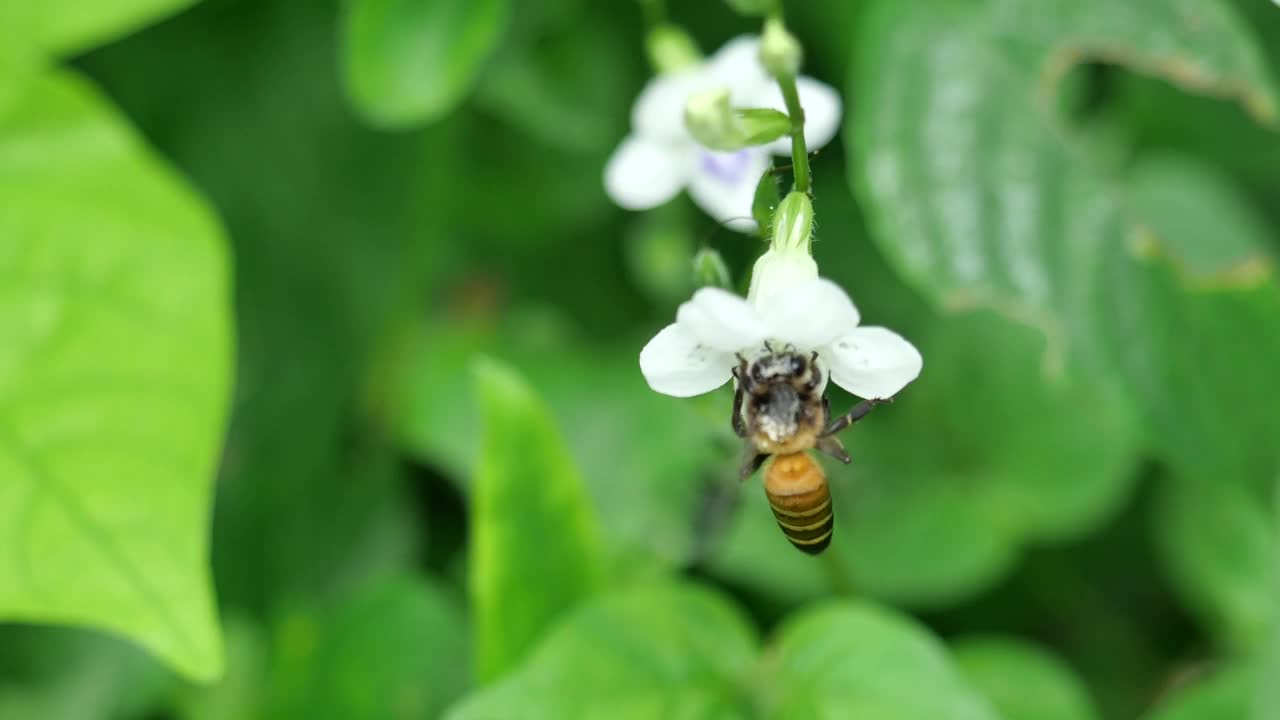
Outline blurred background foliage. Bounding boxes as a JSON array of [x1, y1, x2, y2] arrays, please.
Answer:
[[1, 0, 1279, 718]]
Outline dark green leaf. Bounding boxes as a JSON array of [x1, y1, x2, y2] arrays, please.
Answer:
[[953, 636, 1100, 720], [471, 358, 604, 683], [446, 581, 756, 720], [0, 69, 230, 680], [343, 0, 509, 128], [264, 575, 468, 720]]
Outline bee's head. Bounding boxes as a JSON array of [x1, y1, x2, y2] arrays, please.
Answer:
[[748, 348, 820, 389]]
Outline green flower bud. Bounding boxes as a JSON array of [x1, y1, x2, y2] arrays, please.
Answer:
[[760, 17, 802, 79], [692, 248, 733, 289], [646, 24, 700, 74], [685, 88, 791, 151], [770, 191, 813, 252]]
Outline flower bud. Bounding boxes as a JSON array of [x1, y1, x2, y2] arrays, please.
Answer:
[[747, 191, 816, 306], [684, 88, 741, 151], [760, 17, 802, 79], [770, 191, 813, 252], [692, 248, 733, 289], [646, 24, 700, 75], [685, 89, 791, 152]]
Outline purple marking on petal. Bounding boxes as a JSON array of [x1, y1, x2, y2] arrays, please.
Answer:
[[699, 150, 752, 185]]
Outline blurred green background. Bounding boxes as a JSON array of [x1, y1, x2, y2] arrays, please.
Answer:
[[2, 0, 1280, 718]]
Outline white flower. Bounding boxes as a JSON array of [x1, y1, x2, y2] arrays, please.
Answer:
[[639, 277, 923, 399], [604, 35, 842, 232]]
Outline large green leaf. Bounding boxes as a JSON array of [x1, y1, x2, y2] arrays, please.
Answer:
[[0, 70, 230, 680], [446, 581, 757, 720], [263, 574, 468, 720], [758, 602, 1000, 720], [952, 636, 1099, 720], [342, 0, 509, 128], [850, 0, 1279, 371], [81, 0, 456, 614], [471, 358, 604, 684]]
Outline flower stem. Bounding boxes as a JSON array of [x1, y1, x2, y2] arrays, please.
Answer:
[[776, 73, 810, 195]]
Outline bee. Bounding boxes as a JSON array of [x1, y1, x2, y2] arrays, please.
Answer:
[[731, 344, 883, 554]]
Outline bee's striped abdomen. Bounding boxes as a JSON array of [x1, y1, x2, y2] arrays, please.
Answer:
[[764, 452, 833, 555]]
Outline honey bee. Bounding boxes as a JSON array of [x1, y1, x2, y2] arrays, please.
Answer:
[[732, 344, 883, 554]]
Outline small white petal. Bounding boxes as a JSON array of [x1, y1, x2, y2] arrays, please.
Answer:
[[676, 287, 767, 352], [604, 135, 691, 210], [688, 148, 769, 232], [704, 35, 771, 103], [826, 326, 923, 399], [754, 76, 843, 155], [639, 323, 734, 397], [633, 70, 705, 141], [760, 278, 861, 349]]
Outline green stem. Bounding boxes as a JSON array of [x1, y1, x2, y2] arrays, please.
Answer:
[[777, 73, 810, 195], [821, 542, 855, 595]]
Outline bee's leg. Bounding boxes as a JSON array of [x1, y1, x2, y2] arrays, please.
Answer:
[[730, 369, 748, 438], [822, 397, 889, 436], [740, 448, 768, 480], [816, 435, 851, 464]]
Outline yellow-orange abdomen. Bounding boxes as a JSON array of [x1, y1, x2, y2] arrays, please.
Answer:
[[764, 452, 833, 555]]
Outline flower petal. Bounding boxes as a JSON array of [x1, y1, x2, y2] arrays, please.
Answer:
[[676, 287, 767, 352], [633, 70, 705, 141], [704, 35, 771, 102], [760, 278, 860, 348], [753, 76, 843, 155], [639, 323, 734, 397], [825, 326, 923, 399], [687, 147, 769, 232], [604, 135, 690, 210]]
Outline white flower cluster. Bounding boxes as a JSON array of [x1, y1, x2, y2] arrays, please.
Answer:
[[604, 35, 841, 231]]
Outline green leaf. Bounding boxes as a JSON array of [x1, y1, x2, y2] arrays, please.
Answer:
[[445, 581, 757, 720], [1154, 479, 1278, 654], [1147, 666, 1252, 720], [838, 309, 1140, 604], [758, 602, 999, 720], [175, 617, 268, 720], [1100, 156, 1280, 486], [342, 0, 509, 129], [850, 0, 1280, 371], [752, 163, 782, 234], [471, 357, 604, 684], [396, 326, 724, 574], [0, 626, 173, 720], [0, 70, 231, 680], [264, 574, 468, 720], [473, 3, 633, 155], [29, 0, 197, 57], [953, 636, 1100, 720]]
